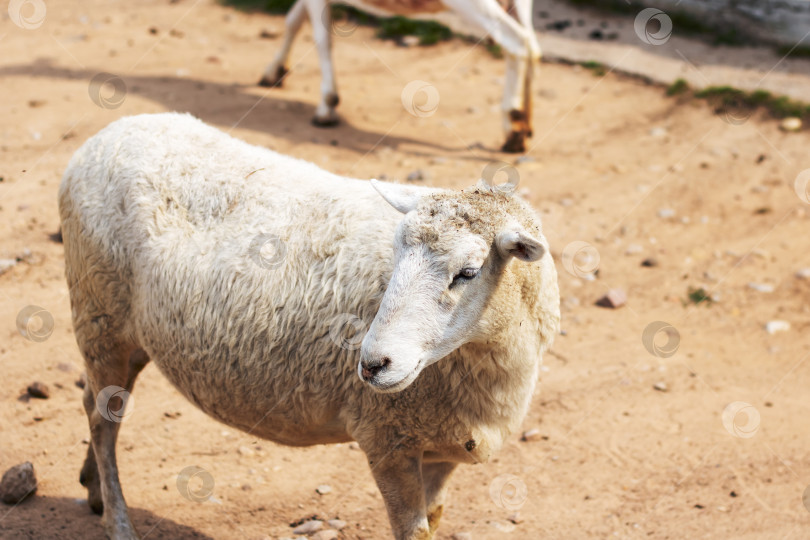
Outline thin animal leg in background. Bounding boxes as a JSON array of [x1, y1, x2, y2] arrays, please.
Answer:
[[442, 0, 534, 152], [511, 0, 540, 137], [259, 0, 308, 87], [305, 0, 340, 126]]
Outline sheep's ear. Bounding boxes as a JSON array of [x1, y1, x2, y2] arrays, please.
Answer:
[[496, 227, 545, 262], [371, 179, 421, 214]]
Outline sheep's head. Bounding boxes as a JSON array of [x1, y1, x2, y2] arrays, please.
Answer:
[[359, 179, 549, 393]]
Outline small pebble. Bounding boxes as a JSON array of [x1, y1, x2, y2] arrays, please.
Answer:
[[780, 117, 802, 132], [596, 289, 627, 309], [520, 428, 542, 442], [0, 259, 16, 276], [765, 320, 790, 334], [747, 282, 774, 293], [507, 512, 523, 524], [292, 520, 323, 535], [795, 268, 810, 280], [401, 35, 420, 48], [27, 382, 50, 399], [657, 208, 675, 219], [406, 170, 426, 182], [237, 446, 255, 457], [316, 484, 332, 495], [452, 533, 473, 540], [490, 521, 516, 533], [327, 519, 347, 530], [0, 462, 37, 504], [649, 127, 667, 138], [625, 244, 643, 255], [312, 531, 338, 540], [653, 382, 668, 392], [641, 257, 658, 267], [57, 362, 76, 372]]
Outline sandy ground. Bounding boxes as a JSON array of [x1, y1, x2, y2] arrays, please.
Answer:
[[2, 1, 810, 539]]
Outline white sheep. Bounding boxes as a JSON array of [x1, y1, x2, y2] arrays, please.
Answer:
[[259, 0, 541, 153], [59, 112, 560, 540]]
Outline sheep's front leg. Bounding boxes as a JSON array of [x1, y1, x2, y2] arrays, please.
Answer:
[[422, 462, 457, 534], [259, 0, 307, 87], [368, 451, 431, 540], [304, 0, 340, 126]]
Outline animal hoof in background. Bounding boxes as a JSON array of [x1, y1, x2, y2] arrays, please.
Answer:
[[258, 65, 288, 88], [501, 132, 527, 153], [311, 114, 340, 128]]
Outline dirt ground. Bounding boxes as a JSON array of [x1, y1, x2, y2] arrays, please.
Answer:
[[2, 1, 810, 539]]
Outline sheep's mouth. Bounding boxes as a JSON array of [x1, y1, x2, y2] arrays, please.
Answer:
[[367, 363, 422, 394]]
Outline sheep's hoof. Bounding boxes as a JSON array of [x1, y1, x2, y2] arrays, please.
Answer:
[[258, 65, 288, 88], [311, 115, 340, 128], [501, 131, 527, 153]]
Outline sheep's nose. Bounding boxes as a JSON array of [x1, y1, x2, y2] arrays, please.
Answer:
[[360, 356, 391, 381]]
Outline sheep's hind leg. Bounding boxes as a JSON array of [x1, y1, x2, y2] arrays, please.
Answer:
[[81, 341, 147, 540], [422, 462, 457, 535], [259, 0, 307, 87], [81, 349, 150, 517]]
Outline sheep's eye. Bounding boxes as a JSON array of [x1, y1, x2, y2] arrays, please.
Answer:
[[450, 267, 480, 288]]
